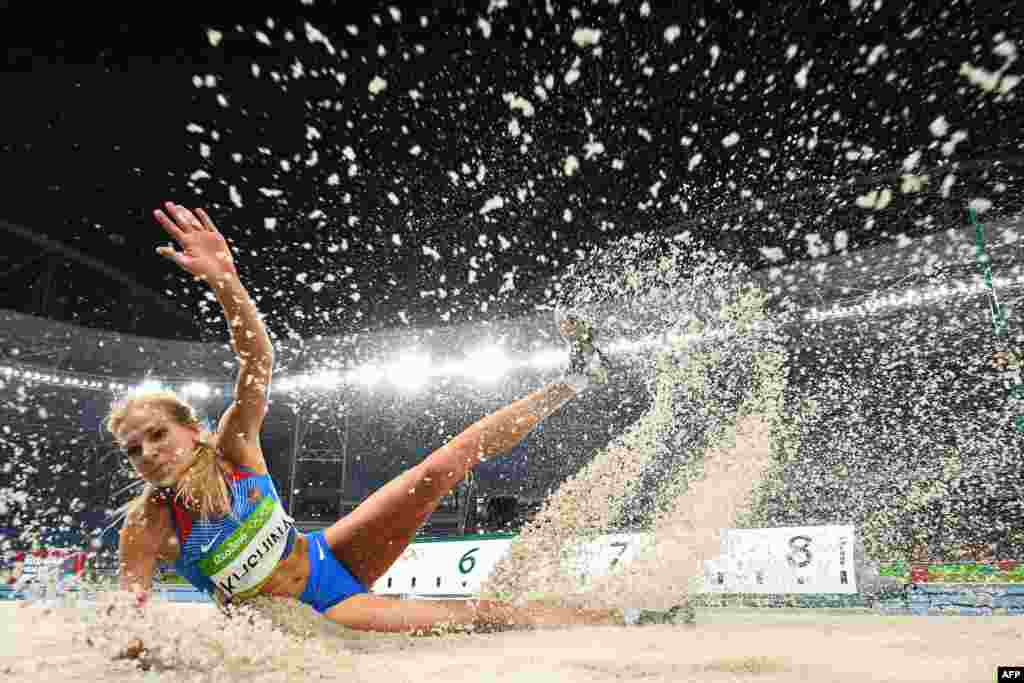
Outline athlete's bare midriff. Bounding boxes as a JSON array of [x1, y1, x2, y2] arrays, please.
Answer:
[[256, 533, 311, 599]]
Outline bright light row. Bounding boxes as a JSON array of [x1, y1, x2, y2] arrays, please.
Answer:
[[0, 329, 761, 400], [0, 365, 223, 399], [130, 379, 223, 400], [1, 345, 565, 398], [276, 329, 766, 394], [803, 274, 1024, 323], [276, 345, 567, 393], [1, 365, 129, 392]]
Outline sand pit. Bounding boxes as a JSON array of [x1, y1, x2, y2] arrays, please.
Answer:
[[1, 602, 1019, 682]]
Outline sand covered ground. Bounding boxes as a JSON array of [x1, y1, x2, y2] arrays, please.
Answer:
[[1, 602, 1019, 682]]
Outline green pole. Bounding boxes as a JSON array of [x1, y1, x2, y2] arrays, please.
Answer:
[[970, 208, 1024, 432], [969, 208, 1009, 337]]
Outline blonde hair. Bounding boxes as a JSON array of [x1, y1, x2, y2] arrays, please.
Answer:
[[106, 390, 233, 522]]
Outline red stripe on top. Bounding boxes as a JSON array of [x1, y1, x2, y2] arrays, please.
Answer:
[[231, 465, 258, 482], [170, 499, 193, 541]]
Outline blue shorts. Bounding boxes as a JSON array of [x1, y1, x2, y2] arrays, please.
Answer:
[[298, 530, 367, 613]]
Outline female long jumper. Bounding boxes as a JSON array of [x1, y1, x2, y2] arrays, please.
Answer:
[[112, 203, 681, 646]]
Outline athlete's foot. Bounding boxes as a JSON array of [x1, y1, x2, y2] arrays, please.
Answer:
[[556, 309, 608, 391], [622, 603, 696, 627]]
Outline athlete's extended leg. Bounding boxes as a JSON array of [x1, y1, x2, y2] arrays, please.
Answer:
[[323, 593, 627, 633], [324, 381, 579, 587]]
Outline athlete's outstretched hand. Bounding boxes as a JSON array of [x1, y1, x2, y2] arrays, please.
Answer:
[[152, 202, 238, 281]]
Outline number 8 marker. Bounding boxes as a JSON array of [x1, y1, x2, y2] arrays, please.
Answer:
[[786, 536, 813, 569]]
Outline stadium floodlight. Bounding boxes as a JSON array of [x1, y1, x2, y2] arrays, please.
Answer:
[[460, 345, 511, 384], [308, 370, 342, 390], [181, 381, 212, 399], [348, 363, 383, 387], [527, 348, 566, 370], [130, 379, 166, 396], [386, 352, 433, 392]]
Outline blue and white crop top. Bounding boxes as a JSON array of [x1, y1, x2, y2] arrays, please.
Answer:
[[166, 465, 296, 603]]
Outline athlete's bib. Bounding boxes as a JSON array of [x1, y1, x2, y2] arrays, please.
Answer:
[[167, 466, 296, 603], [197, 497, 294, 601]]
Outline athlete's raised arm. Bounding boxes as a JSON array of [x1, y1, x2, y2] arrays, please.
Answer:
[[152, 202, 274, 466]]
